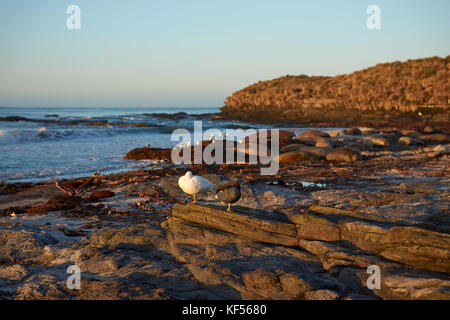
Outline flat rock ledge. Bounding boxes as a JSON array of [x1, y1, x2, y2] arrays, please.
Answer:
[[167, 203, 450, 300], [170, 204, 450, 273]]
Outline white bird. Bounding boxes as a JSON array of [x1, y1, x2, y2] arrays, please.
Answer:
[[92, 169, 101, 177], [178, 171, 214, 204]]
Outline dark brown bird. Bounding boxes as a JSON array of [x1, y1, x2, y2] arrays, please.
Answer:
[[215, 182, 241, 212]]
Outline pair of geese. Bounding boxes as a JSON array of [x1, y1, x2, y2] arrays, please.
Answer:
[[178, 171, 241, 212]]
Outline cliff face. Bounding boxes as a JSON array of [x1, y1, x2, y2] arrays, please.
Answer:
[[221, 56, 450, 123]]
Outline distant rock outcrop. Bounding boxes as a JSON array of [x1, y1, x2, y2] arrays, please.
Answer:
[[221, 56, 450, 123]]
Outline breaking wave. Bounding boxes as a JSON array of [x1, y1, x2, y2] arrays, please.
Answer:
[[0, 127, 127, 145]]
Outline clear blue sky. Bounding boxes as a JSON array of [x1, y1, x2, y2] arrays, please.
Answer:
[[0, 0, 449, 107]]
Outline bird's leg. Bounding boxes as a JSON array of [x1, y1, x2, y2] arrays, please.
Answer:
[[227, 203, 231, 212], [193, 194, 197, 204]]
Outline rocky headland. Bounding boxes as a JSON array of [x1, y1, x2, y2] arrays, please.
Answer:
[[220, 56, 449, 124]]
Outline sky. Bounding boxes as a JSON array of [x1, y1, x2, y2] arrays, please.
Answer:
[[0, 0, 449, 108]]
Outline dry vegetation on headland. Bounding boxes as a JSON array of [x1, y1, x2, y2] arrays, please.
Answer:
[[1, 123, 449, 300], [220, 56, 450, 124]]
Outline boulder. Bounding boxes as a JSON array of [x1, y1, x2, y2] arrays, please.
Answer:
[[398, 136, 424, 146], [278, 130, 296, 148], [315, 138, 333, 148], [280, 144, 308, 154], [400, 130, 422, 138], [124, 147, 172, 161], [333, 135, 361, 143], [296, 130, 329, 138], [423, 125, 438, 134], [295, 130, 330, 145], [294, 138, 320, 147], [276, 151, 322, 163], [345, 128, 362, 135], [280, 144, 329, 157], [328, 129, 346, 137], [358, 127, 379, 135], [245, 130, 295, 149], [299, 146, 329, 158], [419, 134, 450, 143], [362, 136, 389, 147], [326, 148, 360, 162]]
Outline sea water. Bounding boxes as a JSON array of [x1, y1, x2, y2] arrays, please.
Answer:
[[0, 107, 226, 182], [0, 107, 339, 183]]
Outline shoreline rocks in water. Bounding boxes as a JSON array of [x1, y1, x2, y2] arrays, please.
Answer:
[[2, 121, 449, 180], [122, 126, 450, 164]]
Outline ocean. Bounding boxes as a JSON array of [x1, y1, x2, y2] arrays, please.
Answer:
[[0, 107, 234, 182]]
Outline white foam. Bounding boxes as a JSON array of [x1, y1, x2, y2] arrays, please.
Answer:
[[0, 126, 120, 145]]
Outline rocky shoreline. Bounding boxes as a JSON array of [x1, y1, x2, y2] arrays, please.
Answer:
[[0, 123, 449, 300]]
